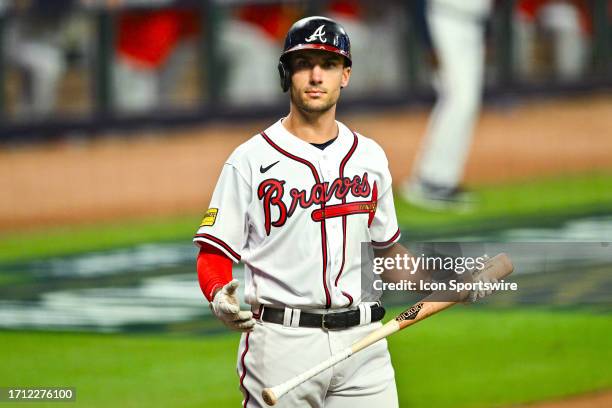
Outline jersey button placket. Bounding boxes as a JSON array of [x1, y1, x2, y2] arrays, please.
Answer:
[[322, 156, 339, 271], [320, 156, 332, 181]]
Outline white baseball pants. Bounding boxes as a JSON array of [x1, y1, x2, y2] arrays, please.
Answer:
[[236, 319, 398, 407]]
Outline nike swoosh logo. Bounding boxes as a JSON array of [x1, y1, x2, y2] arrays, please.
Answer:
[[260, 161, 280, 173]]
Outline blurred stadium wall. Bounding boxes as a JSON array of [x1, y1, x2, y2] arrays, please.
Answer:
[[0, 0, 610, 230]]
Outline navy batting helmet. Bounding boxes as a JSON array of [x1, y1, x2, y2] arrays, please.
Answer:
[[278, 16, 352, 92]]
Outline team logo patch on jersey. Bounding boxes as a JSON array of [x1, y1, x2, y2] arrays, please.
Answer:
[[200, 208, 218, 227]]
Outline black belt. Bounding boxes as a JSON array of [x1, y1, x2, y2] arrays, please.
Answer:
[[261, 305, 385, 330]]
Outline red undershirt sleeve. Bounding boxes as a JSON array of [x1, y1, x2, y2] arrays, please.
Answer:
[[197, 244, 233, 302]]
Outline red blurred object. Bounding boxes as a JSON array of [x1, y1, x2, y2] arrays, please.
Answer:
[[237, 5, 287, 41], [117, 9, 200, 68], [329, 0, 362, 19], [516, 0, 592, 34]]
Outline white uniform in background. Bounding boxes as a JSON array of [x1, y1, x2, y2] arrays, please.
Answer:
[[113, 42, 196, 113], [514, 1, 589, 82], [6, 13, 69, 116], [194, 119, 401, 407], [219, 20, 282, 105], [405, 0, 493, 202], [331, 10, 405, 97]]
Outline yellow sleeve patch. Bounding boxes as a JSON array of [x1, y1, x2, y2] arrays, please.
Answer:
[[200, 208, 218, 227]]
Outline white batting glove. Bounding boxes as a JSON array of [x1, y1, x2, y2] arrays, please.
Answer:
[[468, 255, 498, 303], [470, 273, 499, 303], [210, 279, 255, 332]]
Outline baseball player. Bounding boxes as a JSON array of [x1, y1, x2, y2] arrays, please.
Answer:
[[194, 16, 493, 407], [402, 0, 493, 209]]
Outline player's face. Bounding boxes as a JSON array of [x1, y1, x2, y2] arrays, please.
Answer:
[[288, 50, 351, 114]]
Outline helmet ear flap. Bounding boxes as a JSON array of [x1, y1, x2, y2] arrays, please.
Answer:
[[278, 59, 290, 93]]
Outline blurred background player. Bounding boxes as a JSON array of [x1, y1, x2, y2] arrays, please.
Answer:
[[114, 7, 200, 112], [4, 0, 76, 117], [401, 0, 493, 209], [328, 0, 404, 96], [513, 0, 592, 82], [219, 4, 296, 105]]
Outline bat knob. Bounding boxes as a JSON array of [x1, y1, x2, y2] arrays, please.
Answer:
[[262, 388, 278, 406]]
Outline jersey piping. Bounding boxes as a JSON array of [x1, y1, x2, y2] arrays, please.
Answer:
[[371, 227, 401, 248], [260, 131, 332, 308], [334, 131, 359, 306], [193, 233, 242, 263]]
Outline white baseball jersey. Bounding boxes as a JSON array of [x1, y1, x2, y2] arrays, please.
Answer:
[[194, 119, 400, 309]]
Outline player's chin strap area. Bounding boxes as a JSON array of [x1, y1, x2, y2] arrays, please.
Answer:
[[258, 303, 385, 330]]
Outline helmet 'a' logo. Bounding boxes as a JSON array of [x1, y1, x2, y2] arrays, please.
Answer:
[[305, 25, 327, 43]]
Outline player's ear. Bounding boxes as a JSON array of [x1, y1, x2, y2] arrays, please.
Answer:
[[341, 66, 351, 89]]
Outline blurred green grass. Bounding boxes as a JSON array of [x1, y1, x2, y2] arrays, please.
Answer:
[[1, 307, 610, 408], [0, 172, 611, 263], [396, 172, 612, 238], [0, 214, 200, 264]]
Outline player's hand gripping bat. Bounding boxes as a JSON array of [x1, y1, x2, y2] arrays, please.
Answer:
[[262, 253, 514, 406]]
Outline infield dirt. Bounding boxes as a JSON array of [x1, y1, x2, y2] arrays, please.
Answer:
[[516, 390, 612, 408]]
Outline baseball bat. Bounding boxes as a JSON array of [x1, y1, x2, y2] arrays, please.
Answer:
[[262, 252, 514, 406]]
